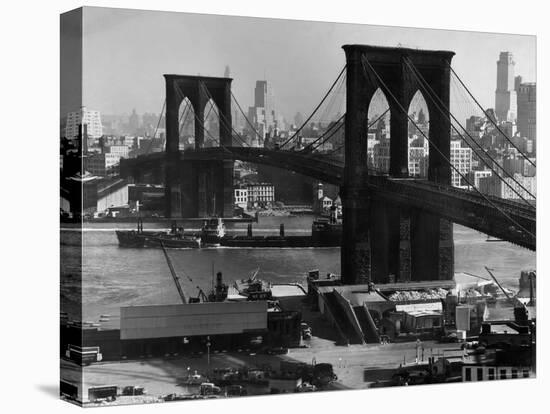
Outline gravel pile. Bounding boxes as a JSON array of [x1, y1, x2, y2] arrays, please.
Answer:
[[388, 288, 448, 301]]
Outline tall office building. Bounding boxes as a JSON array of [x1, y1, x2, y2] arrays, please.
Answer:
[[65, 106, 103, 139], [517, 82, 536, 141], [248, 80, 278, 143], [495, 52, 517, 122], [254, 81, 268, 109]]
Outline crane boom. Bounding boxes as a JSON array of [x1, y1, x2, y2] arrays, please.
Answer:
[[159, 240, 188, 304], [484, 266, 512, 300]]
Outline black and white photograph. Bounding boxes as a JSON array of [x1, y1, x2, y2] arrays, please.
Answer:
[[3, 1, 547, 411], [57, 4, 540, 407]]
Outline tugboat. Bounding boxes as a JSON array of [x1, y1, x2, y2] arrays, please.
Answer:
[[311, 205, 342, 246], [116, 219, 201, 248], [200, 217, 226, 246]]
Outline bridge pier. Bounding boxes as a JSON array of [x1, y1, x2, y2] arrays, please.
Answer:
[[342, 44, 455, 285], [341, 187, 371, 285]]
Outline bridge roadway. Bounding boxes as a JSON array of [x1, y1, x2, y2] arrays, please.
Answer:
[[121, 147, 536, 250]]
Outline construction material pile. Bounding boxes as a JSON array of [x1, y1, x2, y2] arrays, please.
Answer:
[[388, 288, 448, 302], [460, 288, 483, 298]]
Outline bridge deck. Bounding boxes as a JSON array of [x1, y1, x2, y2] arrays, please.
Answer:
[[120, 147, 535, 250]]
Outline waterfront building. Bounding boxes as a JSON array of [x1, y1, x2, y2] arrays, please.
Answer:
[[234, 187, 249, 209], [495, 52, 517, 122], [65, 106, 103, 139], [247, 183, 275, 207], [516, 82, 536, 142], [450, 140, 473, 188]]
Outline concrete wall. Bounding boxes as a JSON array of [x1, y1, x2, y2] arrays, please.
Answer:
[[120, 302, 267, 340], [97, 184, 128, 212], [332, 289, 365, 344]]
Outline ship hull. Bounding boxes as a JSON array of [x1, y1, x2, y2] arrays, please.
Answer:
[[115, 231, 201, 249]]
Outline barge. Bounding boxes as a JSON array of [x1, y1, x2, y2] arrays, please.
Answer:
[[116, 218, 342, 249], [116, 219, 201, 248]]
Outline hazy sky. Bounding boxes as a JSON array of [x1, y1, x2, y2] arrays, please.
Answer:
[[80, 6, 536, 121]]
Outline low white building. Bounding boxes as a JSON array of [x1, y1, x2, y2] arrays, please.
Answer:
[[247, 183, 275, 207], [234, 188, 249, 209]]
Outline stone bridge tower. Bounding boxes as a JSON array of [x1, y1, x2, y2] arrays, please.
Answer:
[[164, 75, 234, 218], [341, 45, 455, 285]]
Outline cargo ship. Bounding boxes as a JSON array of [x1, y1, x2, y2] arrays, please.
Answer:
[[116, 219, 201, 248], [116, 217, 341, 248]]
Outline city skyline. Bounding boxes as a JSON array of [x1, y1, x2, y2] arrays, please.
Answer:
[[65, 7, 536, 123]]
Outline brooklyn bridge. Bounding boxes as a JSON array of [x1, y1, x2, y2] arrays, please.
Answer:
[[120, 45, 536, 286]]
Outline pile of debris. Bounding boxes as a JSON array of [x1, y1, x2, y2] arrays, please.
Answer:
[[388, 288, 448, 302], [460, 288, 483, 298]]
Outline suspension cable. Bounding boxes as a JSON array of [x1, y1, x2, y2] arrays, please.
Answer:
[[178, 100, 191, 138], [403, 57, 535, 202], [145, 100, 166, 154], [361, 55, 534, 238], [279, 65, 347, 149], [447, 62, 536, 169], [230, 90, 265, 143], [199, 81, 250, 148], [173, 83, 233, 154], [309, 121, 345, 153], [302, 113, 345, 152], [324, 109, 389, 157]]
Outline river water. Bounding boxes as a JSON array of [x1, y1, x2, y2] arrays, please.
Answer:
[[60, 216, 535, 327]]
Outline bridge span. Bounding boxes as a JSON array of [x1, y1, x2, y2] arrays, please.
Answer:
[[120, 146, 535, 251], [119, 45, 536, 285]]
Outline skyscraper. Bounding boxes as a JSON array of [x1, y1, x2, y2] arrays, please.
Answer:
[[248, 80, 278, 143], [254, 81, 267, 108], [516, 82, 536, 142], [495, 52, 517, 122], [65, 106, 103, 139]]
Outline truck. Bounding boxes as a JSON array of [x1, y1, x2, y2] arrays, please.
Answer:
[[199, 383, 221, 396], [312, 363, 337, 386], [88, 385, 117, 402], [65, 345, 102, 365]]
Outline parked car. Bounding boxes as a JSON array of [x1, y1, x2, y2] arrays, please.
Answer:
[[226, 385, 247, 397], [440, 332, 459, 343], [461, 340, 479, 350], [122, 386, 146, 396], [296, 382, 316, 392], [266, 347, 289, 355], [163, 393, 190, 401]]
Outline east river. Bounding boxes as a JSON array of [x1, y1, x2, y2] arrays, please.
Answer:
[[61, 216, 535, 327]]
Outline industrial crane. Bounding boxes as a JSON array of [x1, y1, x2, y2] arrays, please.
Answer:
[[159, 240, 188, 304], [484, 266, 530, 323], [158, 240, 225, 304]]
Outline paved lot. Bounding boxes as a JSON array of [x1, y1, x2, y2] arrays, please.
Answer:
[[61, 337, 464, 405]]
